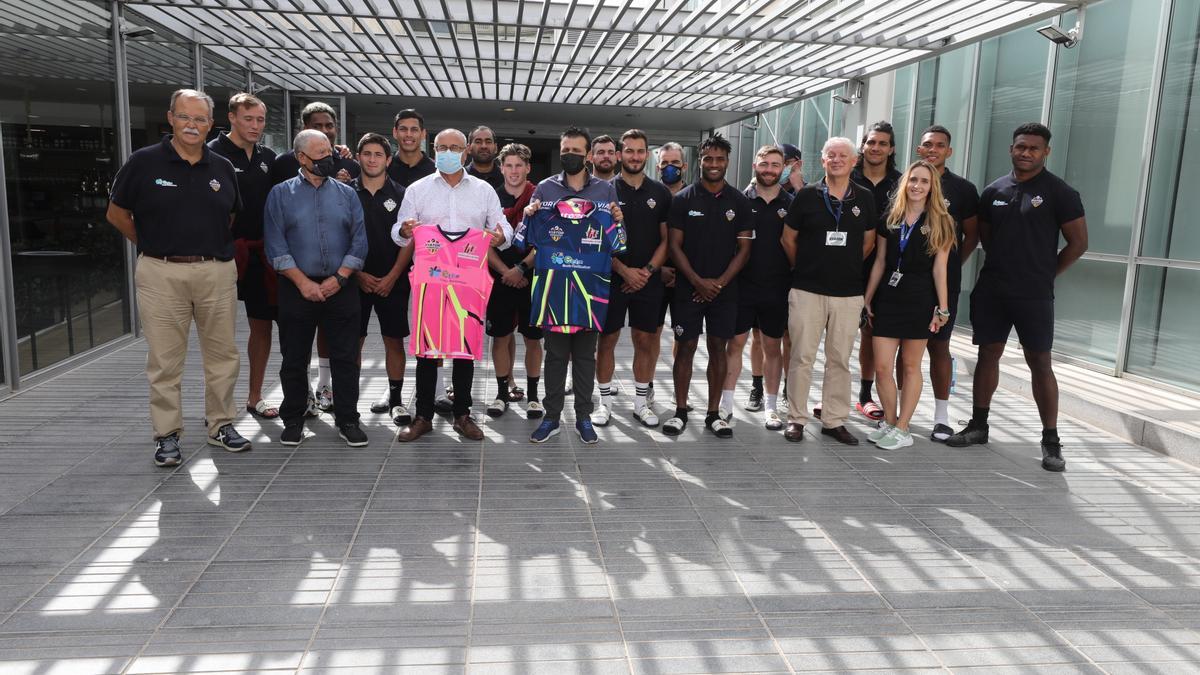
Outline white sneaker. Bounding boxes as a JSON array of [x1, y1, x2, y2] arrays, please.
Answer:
[[316, 384, 334, 412], [764, 409, 784, 430], [369, 390, 392, 414], [867, 424, 894, 444], [645, 383, 656, 405], [633, 404, 659, 427], [305, 388, 319, 417], [592, 403, 612, 426], [877, 426, 913, 450]]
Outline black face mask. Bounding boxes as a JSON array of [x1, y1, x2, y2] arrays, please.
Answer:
[[308, 154, 337, 177], [560, 152, 586, 175]]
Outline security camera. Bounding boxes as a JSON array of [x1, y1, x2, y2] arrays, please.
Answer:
[[833, 79, 864, 105], [119, 19, 156, 38]]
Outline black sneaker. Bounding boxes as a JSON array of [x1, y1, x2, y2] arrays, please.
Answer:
[[154, 433, 182, 467], [945, 419, 989, 447], [744, 389, 764, 412], [208, 424, 252, 452], [280, 423, 305, 447], [1041, 441, 1066, 472], [338, 423, 369, 448]]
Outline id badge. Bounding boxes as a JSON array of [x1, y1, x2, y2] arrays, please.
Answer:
[[887, 271, 903, 287], [825, 230, 847, 247]]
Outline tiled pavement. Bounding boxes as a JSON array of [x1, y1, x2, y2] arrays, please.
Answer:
[[3, 318, 1200, 674]]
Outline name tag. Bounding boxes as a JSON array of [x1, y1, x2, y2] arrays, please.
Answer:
[[888, 271, 903, 287], [826, 231, 847, 247]]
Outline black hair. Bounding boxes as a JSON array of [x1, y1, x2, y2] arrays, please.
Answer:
[[468, 125, 494, 143], [1013, 122, 1052, 143], [356, 132, 392, 156], [698, 133, 732, 156], [591, 134, 618, 151], [859, 120, 897, 172], [561, 125, 591, 151], [393, 109, 424, 129], [620, 129, 648, 146], [920, 124, 952, 145]]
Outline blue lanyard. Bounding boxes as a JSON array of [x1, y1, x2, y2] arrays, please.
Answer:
[[895, 214, 922, 272], [821, 184, 844, 231]]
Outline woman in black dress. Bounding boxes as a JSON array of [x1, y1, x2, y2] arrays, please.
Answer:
[[864, 160, 954, 450]]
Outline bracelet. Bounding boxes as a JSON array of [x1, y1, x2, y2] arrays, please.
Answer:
[[935, 307, 950, 317]]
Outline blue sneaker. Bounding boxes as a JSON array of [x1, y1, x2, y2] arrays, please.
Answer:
[[530, 419, 560, 443], [575, 419, 599, 444]]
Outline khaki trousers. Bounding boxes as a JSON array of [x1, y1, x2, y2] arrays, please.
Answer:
[[786, 289, 864, 428], [135, 256, 239, 439]]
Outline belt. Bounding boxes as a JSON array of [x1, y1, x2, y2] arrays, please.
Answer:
[[143, 254, 218, 263]]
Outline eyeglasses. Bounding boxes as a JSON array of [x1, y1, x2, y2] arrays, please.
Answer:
[[172, 112, 212, 126], [434, 145, 465, 153]]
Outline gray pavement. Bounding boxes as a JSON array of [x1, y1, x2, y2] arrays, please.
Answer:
[[2, 317, 1200, 675]]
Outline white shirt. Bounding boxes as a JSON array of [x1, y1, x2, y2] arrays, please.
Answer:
[[391, 171, 512, 249]]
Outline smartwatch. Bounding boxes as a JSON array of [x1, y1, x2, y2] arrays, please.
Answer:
[[334, 272, 349, 287], [644, 263, 656, 274]]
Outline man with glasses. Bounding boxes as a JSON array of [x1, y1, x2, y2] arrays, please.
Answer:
[[391, 129, 513, 443], [107, 89, 251, 466]]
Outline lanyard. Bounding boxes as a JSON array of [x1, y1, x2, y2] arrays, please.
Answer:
[[821, 184, 844, 231], [895, 214, 922, 272]]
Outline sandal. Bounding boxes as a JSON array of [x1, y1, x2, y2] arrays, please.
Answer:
[[706, 417, 733, 438], [662, 416, 686, 436], [856, 400, 884, 421], [486, 398, 508, 418], [246, 399, 279, 419], [508, 386, 525, 402]]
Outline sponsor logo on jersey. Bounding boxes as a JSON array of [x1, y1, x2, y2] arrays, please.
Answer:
[[428, 265, 460, 280], [209, 179, 222, 192], [458, 242, 480, 261], [424, 238, 442, 253], [154, 178, 177, 187], [1031, 195, 1044, 207], [581, 225, 602, 246], [688, 210, 704, 217], [556, 198, 595, 222], [992, 199, 1008, 206], [550, 251, 588, 269]]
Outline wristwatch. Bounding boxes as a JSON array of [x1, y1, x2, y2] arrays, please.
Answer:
[[645, 263, 656, 274], [515, 262, 529, 274], [334, 272, 349, 287]]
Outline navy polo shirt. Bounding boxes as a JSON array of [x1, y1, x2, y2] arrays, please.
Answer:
[[741, 185, 794, 293], [269, 150, 360, 187], [785, 180, 877, 297], [667, 180, 755, 293], [612, 174, 672, 269], [977, 168, 1084, 299], [939, 169, 980, 296], [353, 177, 407, 277], [387, 151, 436, 187], [207, 132, 276, 241], [110, 136, 241, 260]]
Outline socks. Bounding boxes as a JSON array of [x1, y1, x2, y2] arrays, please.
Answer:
[[598, 382, 612, 408], [317, 358, 331, 387], [1042, 427, 1060, 444], [434, 367, 446, 397], [674, 406, 688, 421], [388, 379, 404, 406], [859, 379, 874, 404], [751, 375, 763, 394], [496, 374, 510, 401], [634, 381, 649, 410], [719, 389, 734, 411], [973, 405, 990, 426], [934, 399, 949, 426], [765, 393, 778, 411], [527, 376, 540, 403], [705, 410, 720, 427]]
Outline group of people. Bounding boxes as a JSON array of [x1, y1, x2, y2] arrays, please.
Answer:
[[107, 88, 1087, 474]]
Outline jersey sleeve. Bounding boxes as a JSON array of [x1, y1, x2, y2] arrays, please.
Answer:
[[977, 185, 996, 224], [963, 180, 981, 220], [1055, 182, 1086, 226], [736, 193, 755, 233], [108, 152, 143, 210], [667, 192, 687, 231]]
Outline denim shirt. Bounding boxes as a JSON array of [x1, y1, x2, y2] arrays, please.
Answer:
[[264, 171, 367, 277]]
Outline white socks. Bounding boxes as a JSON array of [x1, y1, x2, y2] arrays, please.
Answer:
[[634, 381, 649, 410], [599, 381, 612, 408], [720, 389, 734, 411], [934, 398, 949, 426], [317, 358, 331, 387], [765, 394, 778, 412]]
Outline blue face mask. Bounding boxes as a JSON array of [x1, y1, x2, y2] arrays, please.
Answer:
[[435, 150, 463, 174], [660, 164, 682, 185], [779, 165, 792, 184]]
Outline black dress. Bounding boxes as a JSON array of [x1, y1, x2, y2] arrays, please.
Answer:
[[871, 215, 940, 339]]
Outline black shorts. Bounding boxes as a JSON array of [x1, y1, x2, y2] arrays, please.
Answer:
[[359, 282, 410, 339], [658, 283, 674, 327], [604, 277, 665, 334], [970, 285, 1054, 352], [735, 286, 789, 338], [238, 254, 276, 321], [486, 282, 543, 340], [930, 292, 960, 343], [671, 292, 737, 342]]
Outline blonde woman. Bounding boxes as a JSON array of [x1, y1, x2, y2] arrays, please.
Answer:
[[863, 160, 954, 450]]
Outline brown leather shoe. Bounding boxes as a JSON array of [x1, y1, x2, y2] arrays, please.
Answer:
[[396, 416, 432, 442], [784, 423, 805, 442], [821, 425, 859, 445], [453, 414, 484, 441]]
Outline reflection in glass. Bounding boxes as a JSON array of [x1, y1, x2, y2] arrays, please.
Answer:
[[889, 65, 916, 166], [1128, 265, 1200, 391], [968, 30, 1049, 189], [913, 46, 975, 175], [799, 92, 831, 185], [1053, 258, 1125, 366]]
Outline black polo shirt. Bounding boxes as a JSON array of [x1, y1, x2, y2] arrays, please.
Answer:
[[110, 136, 241, 260], [467, 162, 505, 192], [939, 169, 980, 296], [352, 176, 407, 277], [850, 166, 901, 224], [612, 174, 672, 269], [667, 180, 754, 291], [269, 150, 360, 187], [387, 151, 436, 187], [977, 168, 1084, 299], [741, 185, 794, 293], [785, 180, 877, 297], [207, 132, 276, 241]]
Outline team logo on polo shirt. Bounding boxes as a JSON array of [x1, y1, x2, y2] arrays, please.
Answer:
[[260, 162, 269, 173], [921, 225, 930, 235], [647, 198, 657, 209], [943, 198, 951, 208], [777, 208, 787, 219], [424, 238, 442, 253], [209, 179, 222, 192], [1031, 195, 1044, 207], [725, 209, 735, 221], [851, 205, 861, 217], [673, 324, 685, 337], [383, 198, 397, 212]]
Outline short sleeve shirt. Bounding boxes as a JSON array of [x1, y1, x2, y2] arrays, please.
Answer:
[[353, 177, 407, 277], [977, 169, 1084, 298], [612, 175, 672, 269], [939, 169, 980, 295], [741, 185, 794, 293], [109, 136, 241, 260], [387, 152, 436, 187], [785, 180, 877, 297], [667, 181, 754, 294], [207, 133, 275, 241]]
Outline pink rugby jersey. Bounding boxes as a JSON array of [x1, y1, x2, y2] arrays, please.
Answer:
[[408, 224, 494, 360]]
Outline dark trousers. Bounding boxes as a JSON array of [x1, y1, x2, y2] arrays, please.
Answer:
[[278, 277, 361, 426], [543, 331, 598, 421], [415, 357, 473, 419]]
